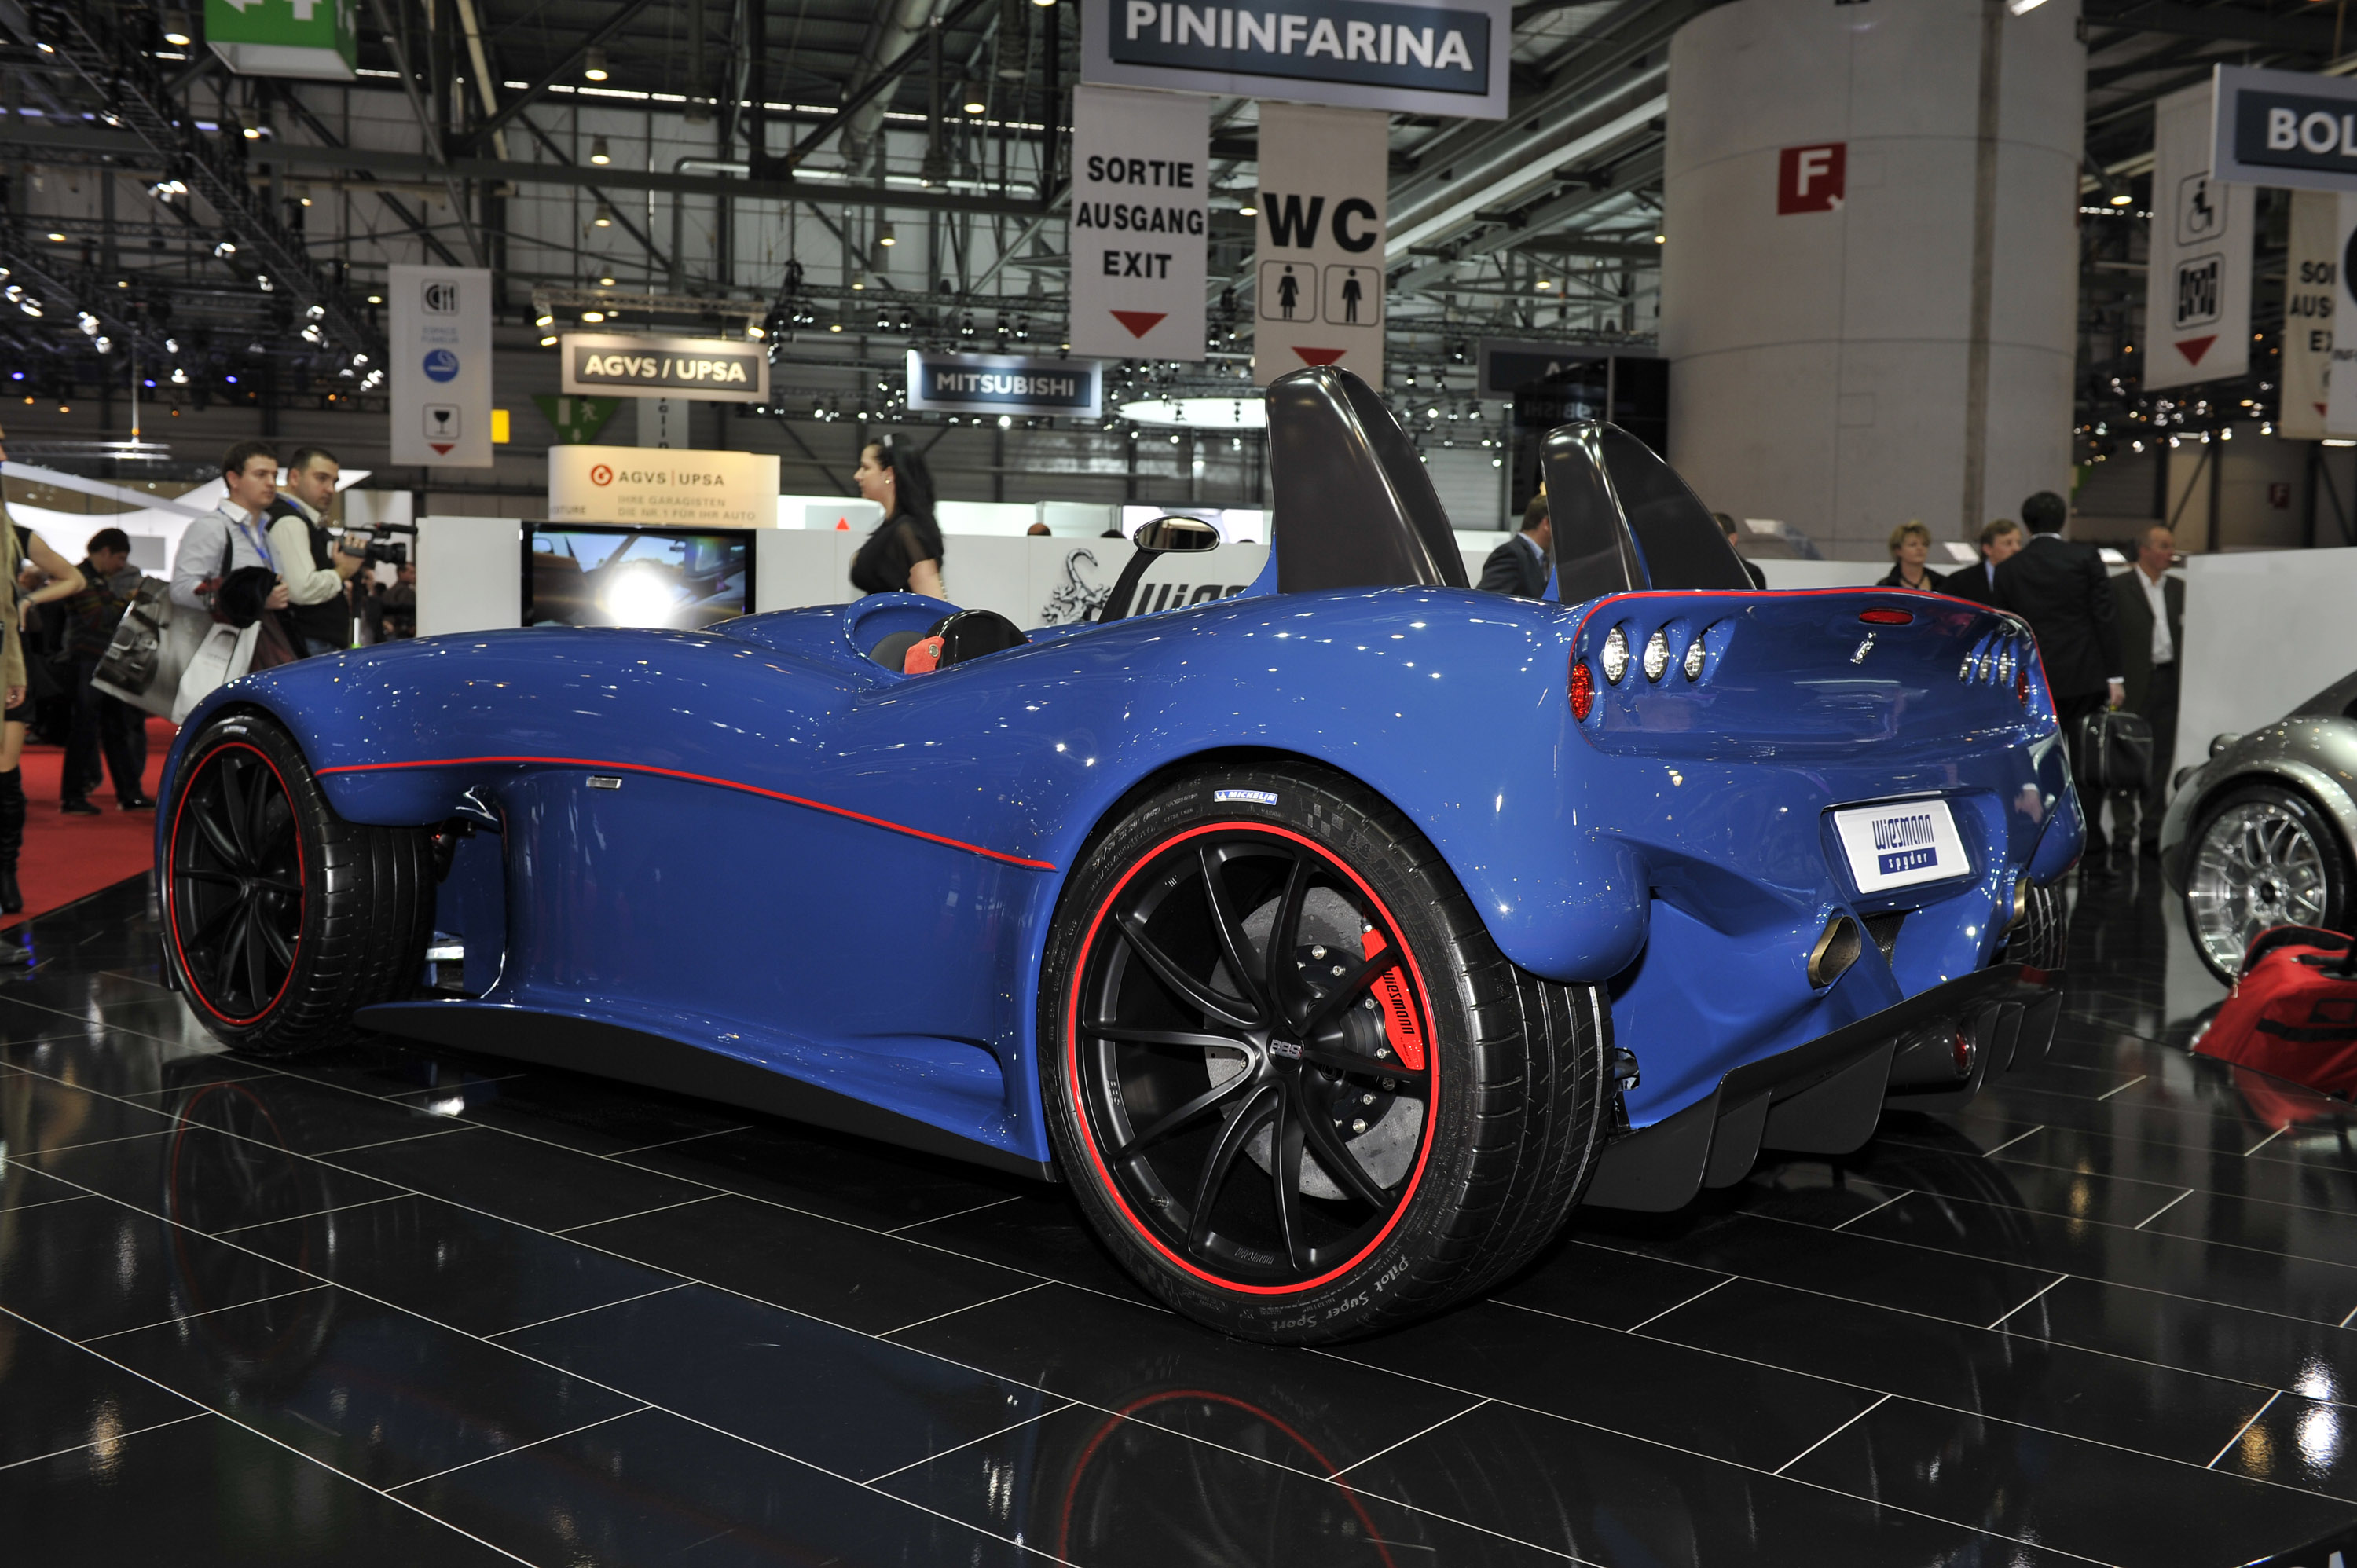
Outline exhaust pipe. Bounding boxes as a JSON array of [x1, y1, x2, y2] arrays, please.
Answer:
[[1808, 914, 1862, 989]]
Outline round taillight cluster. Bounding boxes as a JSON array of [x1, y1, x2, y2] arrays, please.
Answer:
[[1569, 657, 1596, 721], [1574, 617, 1726, 721]]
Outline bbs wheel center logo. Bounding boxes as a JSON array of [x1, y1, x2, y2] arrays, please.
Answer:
[[589, 463, 614, 486]]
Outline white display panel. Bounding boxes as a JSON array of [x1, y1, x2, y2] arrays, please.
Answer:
[[415, 516, 522, 636]]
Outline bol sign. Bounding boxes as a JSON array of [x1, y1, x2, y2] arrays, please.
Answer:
[[2214, 64, 2357, 193]]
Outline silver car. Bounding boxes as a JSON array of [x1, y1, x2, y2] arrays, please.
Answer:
[[2161, 670, 2357, 982]]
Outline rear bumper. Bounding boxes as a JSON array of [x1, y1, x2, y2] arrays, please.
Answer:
[[1581, 963, 2060, 1212]]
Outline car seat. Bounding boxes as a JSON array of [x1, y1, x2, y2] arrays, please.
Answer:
[[871, 608, 1028, 673]]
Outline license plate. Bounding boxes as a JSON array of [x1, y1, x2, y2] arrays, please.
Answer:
[[1832, 798, 1970, 894]]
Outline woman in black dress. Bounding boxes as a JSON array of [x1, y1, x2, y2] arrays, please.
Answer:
[[849, 438, 945, 599], [1877, 520, 1941, 592]]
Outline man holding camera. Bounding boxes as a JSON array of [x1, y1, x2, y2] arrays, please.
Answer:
[[268, 445, 366, 658]]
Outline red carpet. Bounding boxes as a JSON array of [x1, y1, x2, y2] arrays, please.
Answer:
[[7, 717, 175, 928]]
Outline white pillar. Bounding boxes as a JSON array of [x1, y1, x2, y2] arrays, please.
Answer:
[[1659, 0, 2084, 558]]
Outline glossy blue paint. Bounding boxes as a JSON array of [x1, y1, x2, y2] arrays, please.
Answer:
[[163, 578, 2079, 1171]]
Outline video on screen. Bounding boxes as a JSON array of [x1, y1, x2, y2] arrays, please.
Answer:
[[524, 526, 750, 630]]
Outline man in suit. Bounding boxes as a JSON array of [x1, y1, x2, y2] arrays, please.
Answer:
[[1714, 513, 1769, 588], [1941, 518, 2023, 604], [1995, 490, 2126, 852], [2110, 523, 2183, 854], [1479, 495, 1552, 598]]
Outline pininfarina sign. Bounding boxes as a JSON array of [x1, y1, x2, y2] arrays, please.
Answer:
[[559, 332, 769, 403], [904, 351, 1104, 418], [1080, 0, 1509, 120]]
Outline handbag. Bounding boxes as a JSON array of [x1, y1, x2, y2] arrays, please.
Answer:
[[92, 577, 206, 720], [2073, 708, 2153, 793]]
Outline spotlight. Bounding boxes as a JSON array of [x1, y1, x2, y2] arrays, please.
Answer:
[[535, 312, 554, 327], [592, 200, 615, 227], [163, 28, 191, 44], [581, 310, 606, 323], [2109, 192, 2133, 207], [540, 335, 558, 346], [1238, 203, 1258, 216], [213, 237, 237, 258], [46, 231, 66, 243], [877, 221, 896, 247], [583, 46, 608, 81], [961, 81, 987, 115], [589, 136, 611, 165]]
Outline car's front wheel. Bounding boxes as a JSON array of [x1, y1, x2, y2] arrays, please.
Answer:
[[1039, 761, 1615, 1343], [163, 713, 435, 1055], [2182, 782, 2352, 984]]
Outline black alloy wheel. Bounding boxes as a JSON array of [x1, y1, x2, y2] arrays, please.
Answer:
[[1043, 762, 1615, 1343], [170, 741, 305, 1023], [163, 713, 436, 1055], [1069, 823, 1434, 1289]]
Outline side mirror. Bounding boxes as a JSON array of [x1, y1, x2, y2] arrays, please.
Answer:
[[1098, 517, 1221, 621], [1131, 515, 1221, 553]]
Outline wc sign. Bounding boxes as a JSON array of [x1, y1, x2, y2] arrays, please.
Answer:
[[1252, 101, 1387, 386], [1777, 143, 1846, 214]]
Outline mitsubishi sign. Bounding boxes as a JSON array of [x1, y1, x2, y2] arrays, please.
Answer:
[[2212, 64, 2357, 192], [904, 351, 1104, 418]]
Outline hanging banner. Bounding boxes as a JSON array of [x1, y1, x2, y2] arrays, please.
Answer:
[[559, 333, 768, 403], [1252, 101, 1386, 387], [1068, 86, 1209, 362], [2212, 64, 2357, 195], [1079, 0, 1510, 120], [904, 350, 1104, 417], [2143, 82, 2252, 392], [2327, 195, 2357, 436], [204, 0, 358, 79], [2281, 189, 2339, 441], [389, 263, 493, 467]]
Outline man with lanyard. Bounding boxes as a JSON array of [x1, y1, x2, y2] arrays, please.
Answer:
[[172, 441, 290, 619], [268, 445, 365, 657]]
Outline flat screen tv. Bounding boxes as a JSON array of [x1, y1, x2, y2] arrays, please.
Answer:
[[523, 524, 753, 630]]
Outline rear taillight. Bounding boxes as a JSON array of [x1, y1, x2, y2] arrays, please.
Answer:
[[2014, 666, 2029, 707], [1569, 658, 1596, 721], [1859, 608, 1913, 625]]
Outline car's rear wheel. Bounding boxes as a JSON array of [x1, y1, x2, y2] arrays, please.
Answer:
[[2182, 782, 2352, 983], [163, 713, 435, 1055], [1040, 760, 1615, 1343]]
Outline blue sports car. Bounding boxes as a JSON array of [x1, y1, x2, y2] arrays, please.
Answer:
[[157, 368, 2077, 1343]]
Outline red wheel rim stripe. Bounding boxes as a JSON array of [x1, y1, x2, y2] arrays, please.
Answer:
[[165, 740, 306, 1027], [1064, 819, 1441, 1297]]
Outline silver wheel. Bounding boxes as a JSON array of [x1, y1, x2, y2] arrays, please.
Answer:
[[2187, 799, 2333, 979]]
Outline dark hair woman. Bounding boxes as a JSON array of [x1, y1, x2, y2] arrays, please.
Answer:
[[849, 437, 946, 599]]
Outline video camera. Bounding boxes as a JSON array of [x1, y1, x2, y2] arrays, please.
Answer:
[[350, 520, 416, 569]]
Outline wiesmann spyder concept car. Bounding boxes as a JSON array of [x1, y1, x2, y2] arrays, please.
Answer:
[[157, 368, 2077, 1343]]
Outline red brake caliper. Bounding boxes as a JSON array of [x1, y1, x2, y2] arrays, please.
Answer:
[[1361, 929, 1425, 1071]]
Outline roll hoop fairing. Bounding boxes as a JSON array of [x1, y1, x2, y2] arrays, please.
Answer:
[[161, 368, 2076, 1204]]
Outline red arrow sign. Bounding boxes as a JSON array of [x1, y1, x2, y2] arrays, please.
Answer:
[[1291, 346, 1347, 367], [2175, 335, 2216, 365], [1110, 310, 1167, 339], [427, 442, 455, 455]]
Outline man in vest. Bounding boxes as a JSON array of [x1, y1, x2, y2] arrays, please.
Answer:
[[269, 446, 366, 657]]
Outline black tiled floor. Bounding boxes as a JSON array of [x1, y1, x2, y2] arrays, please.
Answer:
[[9, 863, 2357, 1564]]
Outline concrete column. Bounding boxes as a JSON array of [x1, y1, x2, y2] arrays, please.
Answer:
[[1659, 0, 2084, 557]]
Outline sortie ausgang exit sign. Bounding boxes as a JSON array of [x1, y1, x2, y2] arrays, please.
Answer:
[[204, 0, 357, 80]]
